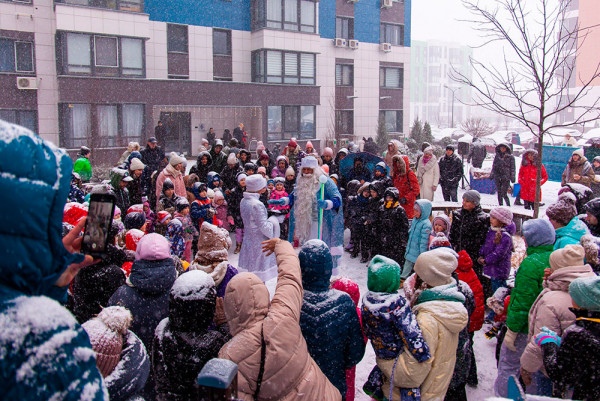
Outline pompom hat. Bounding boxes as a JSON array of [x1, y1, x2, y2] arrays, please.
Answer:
[[490, 207, 513, 226], [546, 192, 578, 226]]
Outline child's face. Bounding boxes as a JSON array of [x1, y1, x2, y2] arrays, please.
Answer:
[[214, 180, 220, 187], [276, 183, 284, 191], [586, 212, 598, 226], [240, 178, 246, 187], [279, 161, 286, 169], [490, 217, 503, 228], [247, 169, 255, 175], [286, 174, 294, 181], [434, 223, 445, 233], [164, 217, 172, 225], [594, 161, 600, 168], [370, 189, 378, 198], [165, 188, 174, 198], [199, 190, 207, 198], [268, 182, 275, 190], [462, 199, 476, 211], [375, 169, 383, 177], [215, 199, 224, 206], [115, 213, 121, 220], [143, 204, 149, 212], [362, 190, 370, 198], [181, 207, 190, 216], [141, 222, 148, 232], [202, 156, 208, 164], [414, 206, 421, 218], [385, 195, 394, 203]]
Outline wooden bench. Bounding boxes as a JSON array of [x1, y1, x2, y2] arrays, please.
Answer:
[[431, 202, 534, 234]]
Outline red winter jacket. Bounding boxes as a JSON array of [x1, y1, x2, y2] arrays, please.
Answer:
[[518, 151, 548, 203], [392, 155, 420, 219], [456, 250, 485, 332]]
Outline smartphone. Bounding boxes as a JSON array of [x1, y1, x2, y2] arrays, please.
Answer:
[[81, 193, 116, 258]]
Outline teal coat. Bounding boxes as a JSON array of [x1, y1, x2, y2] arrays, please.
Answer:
[[405, 199, 433, 264], [0, 121, 107, 400], [554, 217, 589, 250]]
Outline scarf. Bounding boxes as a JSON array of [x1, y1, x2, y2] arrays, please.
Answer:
[[166, 163, 182, 178], [189, 261, 228, 287], [423, 154, 432, 165]]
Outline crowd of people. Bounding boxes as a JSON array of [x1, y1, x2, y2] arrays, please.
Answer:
[[3, 117, 600, 401]]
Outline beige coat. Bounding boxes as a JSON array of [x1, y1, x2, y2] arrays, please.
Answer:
[[520, 264, 595, 374], [416, 156, 440, 202], [378, 300, 468, 401], [219, 241, 341, 401]]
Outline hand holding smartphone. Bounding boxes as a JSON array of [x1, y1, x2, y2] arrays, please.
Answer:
[[81, 193, 116, 259]]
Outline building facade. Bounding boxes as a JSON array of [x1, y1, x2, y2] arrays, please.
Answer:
[[1, 0, 410, 160], [410, 40, 471, 128]]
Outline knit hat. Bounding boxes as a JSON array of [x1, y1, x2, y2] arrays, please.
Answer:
[[301, 156, 319, 170], [257, 166, 267, 175], [306, 141, 314, 150], [429, 232, 452, 250], [285, 166, 295, 177], [546, 192, 578, 226], [322, 147, 334, 157], [162, 179, 175, 193], [214, 190, 225, 203], [414, 248, 458, 287], [463, 190, 481, 206], [245, 174, 266, 192], [169, 152, 186, 166], [125, 229, 144, 251], [127, 204, 144, 215], [135, 233, 171, 261], [522, 219, 556, 247], [569, 275, 600, 311], [81, 306, 132, 378], [490, 207, 513, 226], [572, 148, 585, 159], [63, 202, 88, 226], [157, 210, 171, 224], [237, 173, 247, 183], [331, 277, 360, 306], [207, 188, 215, 199], [227, 153, 238, 166], [549, 244, 586, 272], [432, 214, 449, 233], [367, 255, 402, 293], [124, 212, 146, 230], [299, 240, 333, 291], [129, 158, 145, 171], [288, 139, 297, 148], [175, 197, 190, 212], [194, 221, 232, 264]]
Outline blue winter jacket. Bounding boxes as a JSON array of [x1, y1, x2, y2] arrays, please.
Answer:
[[0, 120, 107, 400], [554, 216, 589, 250], [405, 199, 433, 264], [298, 240, 366, 399]]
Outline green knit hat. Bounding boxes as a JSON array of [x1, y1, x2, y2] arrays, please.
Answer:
[[569, 275, 600, 312], [367, 255, 401, 293]]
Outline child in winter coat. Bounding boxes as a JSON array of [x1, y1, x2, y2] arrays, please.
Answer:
[[378, 187, 410, 266], [362, 255, 431, 401], [331, 277, 365, 401], [124, 211, 147, 233], [228, 173, 246, 253], [348, 181, 370, 259], [363, 181, 386, 263], [153, 270, 231, 401], [213, 190, 232, 231], [402, 199, 433, 279], [167, 219, 186, 259], [157, 179, 179, 215], [121, 228, 144, 277], [430, 213, 450, 247], [142, 200, 156, 233], [155, 210, 171, 237], [268, 177, 289, 221], [174, 198, 197, 262], [478, 207, 514, 296], [82, 306, 150, 401], [546, 192, 589, 250], [190, 182, 217, 231], [284, 166, 296, 195], [538, 275, 600, 400]]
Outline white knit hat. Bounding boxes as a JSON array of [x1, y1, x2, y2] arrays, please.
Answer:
[[169, 152, 186, 166], [245, 174, 266, 192], [227, 153, 238, 165], [129, 157, 145, 171], [413, 248, 458, 287], [549, 244, 586, 272]]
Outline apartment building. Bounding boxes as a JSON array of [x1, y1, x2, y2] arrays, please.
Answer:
[[0, 0, 410, 160]]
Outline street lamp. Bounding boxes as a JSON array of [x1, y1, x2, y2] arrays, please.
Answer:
[[444, 85, 457, 128]]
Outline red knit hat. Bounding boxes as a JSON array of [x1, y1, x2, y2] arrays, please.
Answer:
[[127, 204, 144, 215], [63, 203, 88, 226], [125, 229, 144, 251], [288, 139, 297, 148], [157, 210, 171, 224]]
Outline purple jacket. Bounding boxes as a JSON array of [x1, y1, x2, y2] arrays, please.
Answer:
[[479, 222, 515, 280], [217, 264, 238, 298]]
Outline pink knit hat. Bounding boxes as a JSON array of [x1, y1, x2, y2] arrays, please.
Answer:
[[82, 306, 132, 378], [490, 207, 513, 226], [135, 233, 171, 260]]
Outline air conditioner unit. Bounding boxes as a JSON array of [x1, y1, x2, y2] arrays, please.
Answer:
[[334, 38, 347, 47], [347, 0, 358, 3], [381, 0, 393, 8], [16, 77, 37, 90], [348, 39, 359, 49], [381, 43, 392, 53]]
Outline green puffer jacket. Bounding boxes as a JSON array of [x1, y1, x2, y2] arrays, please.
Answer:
[[74, 157, 92, 182], [505, 244, 553, 334]]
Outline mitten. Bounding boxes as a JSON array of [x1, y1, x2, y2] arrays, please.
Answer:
[[317, 199, 333, 210], [268, 198, 285, 206]]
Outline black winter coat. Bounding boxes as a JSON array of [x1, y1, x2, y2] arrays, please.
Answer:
[[491, 145, 516, 183], [189, 151, 213, 183], [227, 186, 245, 228], [141, 145, 165, 173], [468, 142, 486, 168], [439, 153, 464, 188], [449, 206, 490, 271], [220, 164, 242, 193], [372, 175, 394, 190], [347, 195, 370, 230], [114, 187, 130, 216], [542, 309, 600, 400], [107, 331, 150, 401], [377, 203, 409, 265], [210, 149, 227, 174], [129, 175, 144, 206]]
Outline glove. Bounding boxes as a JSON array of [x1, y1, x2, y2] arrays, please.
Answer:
[[399, 197, 407, 205], [534, 327, 561, 347], [484, 326, 499, 340], [206, 208, 216, 219], [503, 328, 518, 351], [317, 199, 334, 210], [268, 198, 285, 206]]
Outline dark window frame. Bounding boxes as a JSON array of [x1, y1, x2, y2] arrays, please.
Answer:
[[266, 105, 316, 141], [379, 109, 403, 133], [335, 63, 353, 86], [58, 31, 145, 77], [335, 16, 354, 40], [167, 24, 189, 54], [335, 109, 354, 137], [380, 23, 404, 46], [54, 0, 144, 13], [379, 66, 403, 89], [0, 109, 37, 132], [252, 0, 316, 34], [212, 28, 232, 56], [252, 49, 316, 85], [0, 37, 35, 74]]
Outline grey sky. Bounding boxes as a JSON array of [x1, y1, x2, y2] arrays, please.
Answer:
[[412, 0, 473, 44]]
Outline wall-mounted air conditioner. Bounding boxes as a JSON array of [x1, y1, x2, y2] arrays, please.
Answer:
[[381, 0, 393, 8], [349, 39, 359, 49], [347, 0, 358, 3], [334, 38, 347, 47], [381, 43, 392, 52], [16, 77, 37, 90]]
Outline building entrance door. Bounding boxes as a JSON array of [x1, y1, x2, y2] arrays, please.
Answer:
[[159, 112, 191, 155]]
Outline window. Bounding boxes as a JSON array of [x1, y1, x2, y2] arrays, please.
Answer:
[[253, 0, 316, 33], [60, 103, 144, 148], [379, 66, 403, 88], [379, 110, 403, 133], [267, 105, 315, 141], [336, 17, 354, 40], [0, 39, 34, 73], [335, 64, 353, 86], [61, 32, 144, 76], [252, 50, 315, 85], [167, 24, 188, 53], [57, 0, 144, 13], [213, 29, 231, 56], [380, 23, 404, 46], [335, 110, 353, 137], [0, 110, 37, 132]]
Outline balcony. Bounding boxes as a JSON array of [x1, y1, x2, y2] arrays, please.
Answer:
[[55, 0, 143, 13]]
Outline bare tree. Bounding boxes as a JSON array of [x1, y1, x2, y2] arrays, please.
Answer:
[[461, 118, 495, 138], [452, 0, 600, 217]]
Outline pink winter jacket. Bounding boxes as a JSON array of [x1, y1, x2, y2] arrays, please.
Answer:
[[269, 189, 289, 212], [520, 264, 596, 374], [155, 164, 186, 207]]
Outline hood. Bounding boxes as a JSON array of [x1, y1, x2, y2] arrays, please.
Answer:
[[370, 181, 386, 197], [414, 287, 468, 334], [415, 199, 432, 221], [239, 149, 251, 160], [584, 198, 600, 219], [169, 270, 217, 331], [214, 139, 223, 148], [331, 277, 360, 306], [456, 250, 473, 273], [432, 214, 451, 236], [129, 258, 177, 296], [197, 151, 213, 166], [545, 264, 595, 292], [384, 187, 400, 203], [223, 272, 269, 336], [299, 239, 333, 292], [0, 120, 84, 298], [505, 221, 517, 236], [392, 154, 407, 175], [334, 148, 349, 164], [275, 155, 289, 169], [495, 142, 513, 155], [556, 217, 590, 241], [387, 140, 400, 155], [521, 149, 538, 166], [346, 180, 361, 196]]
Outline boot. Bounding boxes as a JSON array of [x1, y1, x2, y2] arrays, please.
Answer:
[[350, 248, 359, 258], [360, 252, 370, 264], [234, 242, 242, 254]]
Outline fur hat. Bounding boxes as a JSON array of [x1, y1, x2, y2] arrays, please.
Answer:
[[82, 306, 132, 378], [358, 181, 371, 195], [135, 233, 171, 261], [124, 212, 146, 230], [414, 248, 458, 287], [157, 210, 171, 224], [546, 192, 578, 226], [169, 152, 186, 166], [522, 219, 555, 247], [367, 255, 401, 293], [428, 232, 452, 250], [129, 158, 145, 171], [245, 174, 266, 192], [569, 275, 600, 311], [301, 156, 319, 170], [490, 207, 513, 226], [194, 222, 232, 264], [462, 190, 481, 206], [549, 244, 586, 272], [285, 166, 295, 177]]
